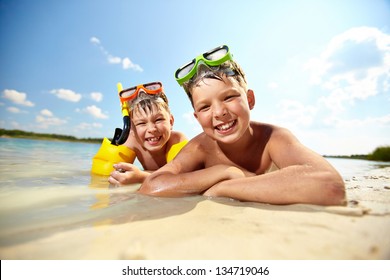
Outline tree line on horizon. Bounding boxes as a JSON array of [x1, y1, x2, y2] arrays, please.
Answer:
[[324, 146, 390, 162], [0, 128, 103, 144]]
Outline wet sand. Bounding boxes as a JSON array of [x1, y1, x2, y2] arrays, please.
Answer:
[[1, 167, 389, 260]]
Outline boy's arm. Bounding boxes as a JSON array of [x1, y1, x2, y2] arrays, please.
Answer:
[[204, 128, 346, 206], [138, 141, 247, 196]]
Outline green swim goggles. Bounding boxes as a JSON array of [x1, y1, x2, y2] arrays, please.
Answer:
[[175, 45, 233, 86]]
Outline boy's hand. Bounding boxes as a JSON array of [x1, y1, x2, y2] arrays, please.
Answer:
[[108, 162, 149, 185]]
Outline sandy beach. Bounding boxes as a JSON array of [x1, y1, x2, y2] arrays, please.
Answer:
[[1, 167, 389, 260]]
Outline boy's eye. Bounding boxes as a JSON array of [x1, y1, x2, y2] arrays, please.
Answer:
[[225, 95, 238, 101], [197, 105, 210, 112], [154, 115, 166, 122]]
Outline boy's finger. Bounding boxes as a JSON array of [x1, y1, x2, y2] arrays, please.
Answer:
[[108, 175, 118, 185], [114, 162, 134, 171]]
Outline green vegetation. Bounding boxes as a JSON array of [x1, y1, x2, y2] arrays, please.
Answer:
[[367, 146, 390, 162], [0, 129, 103, 144], [324, 154, 367, 160], [324, 146, 390, 162]]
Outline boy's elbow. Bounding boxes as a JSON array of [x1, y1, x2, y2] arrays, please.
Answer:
[[138, 174, 175, 197], [138, 179, 163, 196], [323, 176, 346, 206]]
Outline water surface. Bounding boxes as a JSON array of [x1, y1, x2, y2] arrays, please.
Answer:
[[0, 138, 203, 246], [0, 138, 388, 247]]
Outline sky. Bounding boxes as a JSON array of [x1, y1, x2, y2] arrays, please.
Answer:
[[0, 0, 389, 156]]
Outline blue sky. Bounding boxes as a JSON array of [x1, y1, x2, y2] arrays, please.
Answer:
[[0, 0, 389, 155]]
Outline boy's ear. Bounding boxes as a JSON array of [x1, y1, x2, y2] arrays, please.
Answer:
[[247, 89, 255, 110], [170, 114, 174, 128]]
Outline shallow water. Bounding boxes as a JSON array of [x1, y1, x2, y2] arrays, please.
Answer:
[[0, 138, 204, 246], [0, 138, 388, 247]]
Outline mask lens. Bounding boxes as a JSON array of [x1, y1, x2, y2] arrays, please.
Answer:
[[120, 87, 137, 98], [204, 47, 228, 61], [176, 60, 195, 79], [145, 82, 161, 91]]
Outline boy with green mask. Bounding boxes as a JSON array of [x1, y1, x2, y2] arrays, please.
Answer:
[[139, 45, 345, 206]]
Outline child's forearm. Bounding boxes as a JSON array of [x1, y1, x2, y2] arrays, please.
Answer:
[[138, 165, 246, 197], [204, 165, 346, 206]]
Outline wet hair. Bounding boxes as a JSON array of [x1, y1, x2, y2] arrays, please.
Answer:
[[182, 60, 247, 107], [129, 92, 170, 118]]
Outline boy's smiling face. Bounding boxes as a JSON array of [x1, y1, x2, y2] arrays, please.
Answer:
[[131, 104, 173, 152], [192, 75, 254, 144]]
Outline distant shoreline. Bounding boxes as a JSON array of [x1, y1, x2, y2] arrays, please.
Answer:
[[323, 155, 368, 160], [0, 128, 103, 144]]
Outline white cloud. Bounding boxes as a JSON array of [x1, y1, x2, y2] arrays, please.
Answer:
[[122, 57, 143, 71], [40, 109, 53, 117], [7, 107, 21, 113], [90, 92, 103, 102], [305, 27, 390, 113], [50, 89, 82, 102], [267, 99, 318, 128], [2, 89, 34, 107], [90, 36, 143, 72], [90, 36, 100, 45], [82, 105, 108, 119], [107, 55, 121, 64], [324, 113, 390, 128], [35, 110, 67, 128], [76, 122, 103, 130]]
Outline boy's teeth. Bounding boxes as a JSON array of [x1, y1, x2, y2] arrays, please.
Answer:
[[148, 137, 160, 142], [217, 121, 235, 131]]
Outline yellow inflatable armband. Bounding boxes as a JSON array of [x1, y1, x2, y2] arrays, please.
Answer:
[[91, 137, 136, 176], [166, 140, 188, 163]]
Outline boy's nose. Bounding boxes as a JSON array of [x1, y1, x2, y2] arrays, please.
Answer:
[[147, 123, 157, 132], [213, 104, 228, 119]]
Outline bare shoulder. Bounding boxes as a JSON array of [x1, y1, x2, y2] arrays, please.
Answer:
[[123, 131, 138, 150], [261, 123, 327, 168], [250, 121, 293, 143], [166, 131, 188, 149], [183, 133, 211, 152], [250, 121, 276, 133], [175, 133, 213, 160], [167, 133, 209, 172], [171, 130, 188, 142], [256, 122, 299, 144]]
